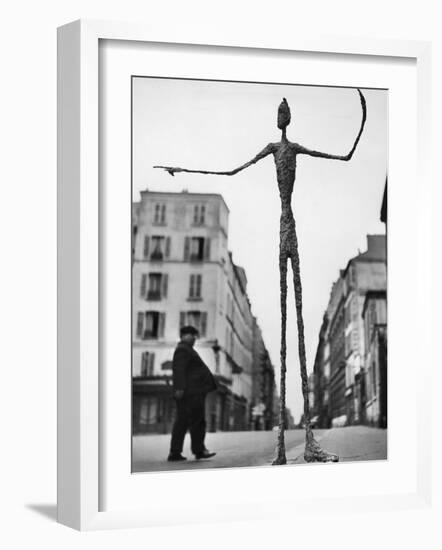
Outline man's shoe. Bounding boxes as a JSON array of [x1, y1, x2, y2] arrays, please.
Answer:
[[195, 450, 216, 460], [167, 453, 187, 462]]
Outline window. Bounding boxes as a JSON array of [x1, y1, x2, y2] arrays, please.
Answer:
[[345, 332, 352, 357], [184, 236, 210, 261], [192, 204, 206, 225], [154, 203, 166, 225], [141, 351, 155, 377], [140, 273, 168, 300], [344, 304, 351, 327], [132, 226, 138, 259], [136, 311, 166, 339], [188, 274, 202, 299], [148, 273, 162, 299], [139, 401, 150, 425], [369, 301, 377, 326], [147, 273, 168, 300], [371, 358, 377, 396], [179, 311, 207, 337], [148, 236, 171, 261]]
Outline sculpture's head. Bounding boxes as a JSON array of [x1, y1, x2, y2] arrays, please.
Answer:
[[277, 98, 291, 130]]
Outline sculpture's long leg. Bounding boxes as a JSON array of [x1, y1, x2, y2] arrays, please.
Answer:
[[272, 249, 288, 465], [289, 224, 339, 463]]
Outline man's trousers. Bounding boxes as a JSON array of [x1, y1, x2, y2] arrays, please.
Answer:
[[170, 393, 207, 456]]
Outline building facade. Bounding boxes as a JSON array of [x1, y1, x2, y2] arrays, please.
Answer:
[[342, 235, 387, 424], [328, 277, 347, 427], [132, 189, 275, 434], [362, 290, 387, 427], [250, 321, 277, 430], [312, 235, 387, 428], [311, 314, 331, 428]]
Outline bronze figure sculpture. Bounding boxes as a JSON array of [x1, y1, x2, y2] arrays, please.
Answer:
[[154, 88, 367, 464]]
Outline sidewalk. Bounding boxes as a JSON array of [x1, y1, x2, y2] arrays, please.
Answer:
[[132, 428, 319, 472], [287, 426, 387, 464], [132, 426, 387, 472]]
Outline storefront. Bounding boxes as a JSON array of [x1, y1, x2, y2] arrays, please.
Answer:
[[132, 376, 250, 435]]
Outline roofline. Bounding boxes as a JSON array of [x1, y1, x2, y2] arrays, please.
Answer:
[[342, 234, 387, 276], [343, 255, 387, 276], [138, 189, 230, 213]]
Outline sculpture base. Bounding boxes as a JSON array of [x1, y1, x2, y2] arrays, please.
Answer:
[[272, 455, 287, 466], [304, 437, 339, 463]]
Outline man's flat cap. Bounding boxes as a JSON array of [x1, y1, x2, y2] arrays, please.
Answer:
[[180, 325, 199, 336]]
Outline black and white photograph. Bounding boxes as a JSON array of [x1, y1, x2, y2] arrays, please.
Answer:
[[4, 0, 440, 543], [131, 77, 388, 473]]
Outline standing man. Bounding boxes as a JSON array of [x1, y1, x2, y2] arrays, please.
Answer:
[[168, 325, 218, 462]]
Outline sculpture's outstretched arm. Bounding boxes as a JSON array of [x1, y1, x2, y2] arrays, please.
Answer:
[[296, 89, 367, 161], [154, 143, 275, 177]]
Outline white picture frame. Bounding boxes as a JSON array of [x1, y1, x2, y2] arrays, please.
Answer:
[[57, 19, 432, 531]]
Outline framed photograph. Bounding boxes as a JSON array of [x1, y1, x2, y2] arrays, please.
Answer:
[[57, 19, 432, 530]]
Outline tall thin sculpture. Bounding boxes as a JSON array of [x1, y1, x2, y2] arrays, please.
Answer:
[[154, 88, 367, 464]]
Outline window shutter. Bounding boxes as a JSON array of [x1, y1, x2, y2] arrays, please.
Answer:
[[143, 236, 149, 259], [161, 204, 166, 223], [196, 274, 202, 297], [189, 274, 194, 298], [165, 236, 171, 258], [141, 352, 147, 376], [179, 312, 186, 329], [204, 238, 211, 260], [158, 312, 166, 338], [148, 352, 155, 375], [140, 274, 147, 298], [136, 312, 144, 336], [201, 312, 207, 337], [184, 237, 190, 261], [162, 274, 168, 298]]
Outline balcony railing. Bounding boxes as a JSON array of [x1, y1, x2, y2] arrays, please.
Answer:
[[189, 253, 203, 262], [150, 252, 164, 261], [147, 290, 161, 301], [142, 330, 158, 340]]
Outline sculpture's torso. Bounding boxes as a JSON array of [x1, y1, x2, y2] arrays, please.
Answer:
[[271, 140, 299, 256]]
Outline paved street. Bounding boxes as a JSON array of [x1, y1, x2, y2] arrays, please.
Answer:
[[132, 426, 387, 473], [290, 426, 387, 464]]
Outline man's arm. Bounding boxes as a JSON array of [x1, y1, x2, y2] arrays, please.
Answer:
[[154, 143, 275, 177], [296, 89, 366, 162], [172, 348, 191, 395]]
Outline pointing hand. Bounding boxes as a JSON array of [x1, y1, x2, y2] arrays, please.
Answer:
[[153, 165, 182, 176]]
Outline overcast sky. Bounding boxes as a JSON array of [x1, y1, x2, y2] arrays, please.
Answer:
[[132, 77, 387, 422]]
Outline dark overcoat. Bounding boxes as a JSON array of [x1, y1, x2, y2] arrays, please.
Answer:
[[172, 342, 217, 395]]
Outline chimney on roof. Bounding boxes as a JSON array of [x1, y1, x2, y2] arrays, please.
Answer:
[[367, 235, 385, 254]]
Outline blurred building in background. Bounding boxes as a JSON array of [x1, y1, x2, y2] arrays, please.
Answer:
[[251, 321, 278, 430], [132, 189, 278, 434], [311, 234, 387, 428], [362, 290, 387, 427]]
